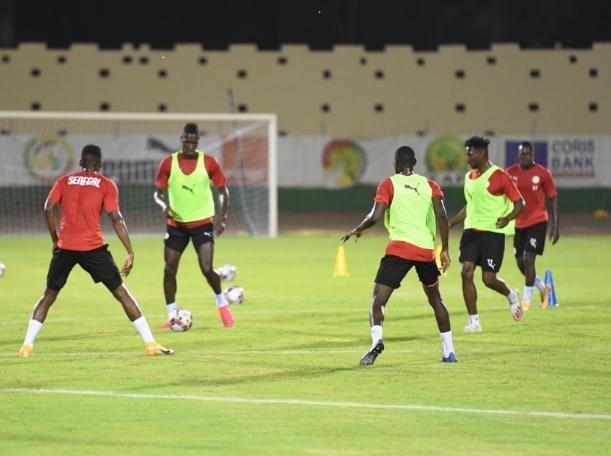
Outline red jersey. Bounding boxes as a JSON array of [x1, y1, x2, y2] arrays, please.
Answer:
[[506, 163, 557, 228], [468, 168, 523, 202], [155, 152, 226, 228], [47, 171, 119, 251], [375, 174, 444, 262]]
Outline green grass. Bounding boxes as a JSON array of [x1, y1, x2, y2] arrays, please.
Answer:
[[1, 233, 611, 456]]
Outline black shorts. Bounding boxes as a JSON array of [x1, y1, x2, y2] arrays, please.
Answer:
[[374, 255, 440, 289], [459, 229, 506, 273], [514, 221, 547, 256], [165, 223, 215, 253], [47, 244, 122, 292]]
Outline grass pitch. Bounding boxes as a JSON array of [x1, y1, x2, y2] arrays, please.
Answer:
[[1, 233, 610, 455]]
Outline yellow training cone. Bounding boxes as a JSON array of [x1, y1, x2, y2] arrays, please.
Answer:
[[435, 245, 447, 277], [333, 245, 349, 277]]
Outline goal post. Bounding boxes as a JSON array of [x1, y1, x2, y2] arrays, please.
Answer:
[[0, 111, 278, 237]]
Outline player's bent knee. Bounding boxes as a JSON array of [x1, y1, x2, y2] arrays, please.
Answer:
[[460, 269, 474, 280]]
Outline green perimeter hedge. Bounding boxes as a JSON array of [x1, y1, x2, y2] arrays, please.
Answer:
[[277, 186, 611, 214], [2, 185, 609, 214]]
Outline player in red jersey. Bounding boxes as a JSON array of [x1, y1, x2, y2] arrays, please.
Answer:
[[153, 123, 232, 328], [506, 141, 559, 310], [17, 145, 173, 358]]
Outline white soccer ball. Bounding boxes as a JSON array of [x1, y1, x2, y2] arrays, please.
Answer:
[[169, 308, 193, 332], [217, 264, 237, 281], [224, 285, 245, 305], [0, 262, 5, 278]]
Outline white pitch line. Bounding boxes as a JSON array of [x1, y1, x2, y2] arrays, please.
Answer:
[[1, 387, 610, 421]]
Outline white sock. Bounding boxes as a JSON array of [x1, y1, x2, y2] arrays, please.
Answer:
[[216, 293, 228, 308], [534, 277, 546, 291], [371, 325, 383, 344], [166, 302, 177, 317], [24, 319, 43, 347], [468, 314, 480, 326], [507, 289, 519, 304], [133, 316, 155, 344], [440, 331, 454, 357], [523, 286, 534, 304]]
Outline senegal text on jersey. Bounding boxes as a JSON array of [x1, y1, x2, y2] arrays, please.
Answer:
[[67, 176, 102, 187]]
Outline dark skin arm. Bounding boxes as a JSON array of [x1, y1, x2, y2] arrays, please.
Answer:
[[495, 197, 525, 229], [449, 198, 525, 229], [154, 187, 174, 219], [341, 197, 451, 273], [214, 185, 229, 237], [108, 209, 135, 277], [340, 201, 386, 243], [45, 198, 134, 276], [44, 198, 59, 253], [549, 196, 559, 244], [448, 205, 466, 229], [154, 185, 230, 237], [433, 195, 451, 273]]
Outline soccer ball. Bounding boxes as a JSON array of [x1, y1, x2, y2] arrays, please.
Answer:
[[217, 264, 237, 281], [169, 308, 193, 332], [224, 285, 245, 305], [0, 262, 5, 278]]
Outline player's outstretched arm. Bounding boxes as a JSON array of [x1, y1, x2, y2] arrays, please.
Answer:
[[340, 201, 386, 243], [109, 210, 135, 277]]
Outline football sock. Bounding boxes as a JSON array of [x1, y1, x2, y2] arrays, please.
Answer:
[[523, 286, 534, 304], [166, 302, 177, 317], [215, 293, 228, 308], [468, 314, 480, 326], [534, 277, 546, 291], [371, 325, 383, 344], [440, 331, 454, 357], [507, 289, 519, 303], [133, 316, 155, 343], [24, 319, 43, 347]]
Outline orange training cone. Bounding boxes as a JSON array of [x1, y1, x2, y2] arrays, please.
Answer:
[[333, 245, 349, 277], [544, 269, 558, 306]]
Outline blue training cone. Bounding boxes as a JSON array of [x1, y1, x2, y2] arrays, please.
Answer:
[[544, 269, 559, 306]]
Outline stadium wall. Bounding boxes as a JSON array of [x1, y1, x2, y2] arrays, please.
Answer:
[[1, 43, 609, 217], [0, 43, 610, 137]]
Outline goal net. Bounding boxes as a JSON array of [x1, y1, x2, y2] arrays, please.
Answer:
[[0, 111, 277, 237]]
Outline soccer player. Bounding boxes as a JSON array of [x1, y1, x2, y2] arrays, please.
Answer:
[[153, 122, 233, 328], [18, 144, 173, 358], [341, 146, 457, 365], [506, 141, 559, 310], [449, 136, 525, 333]]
